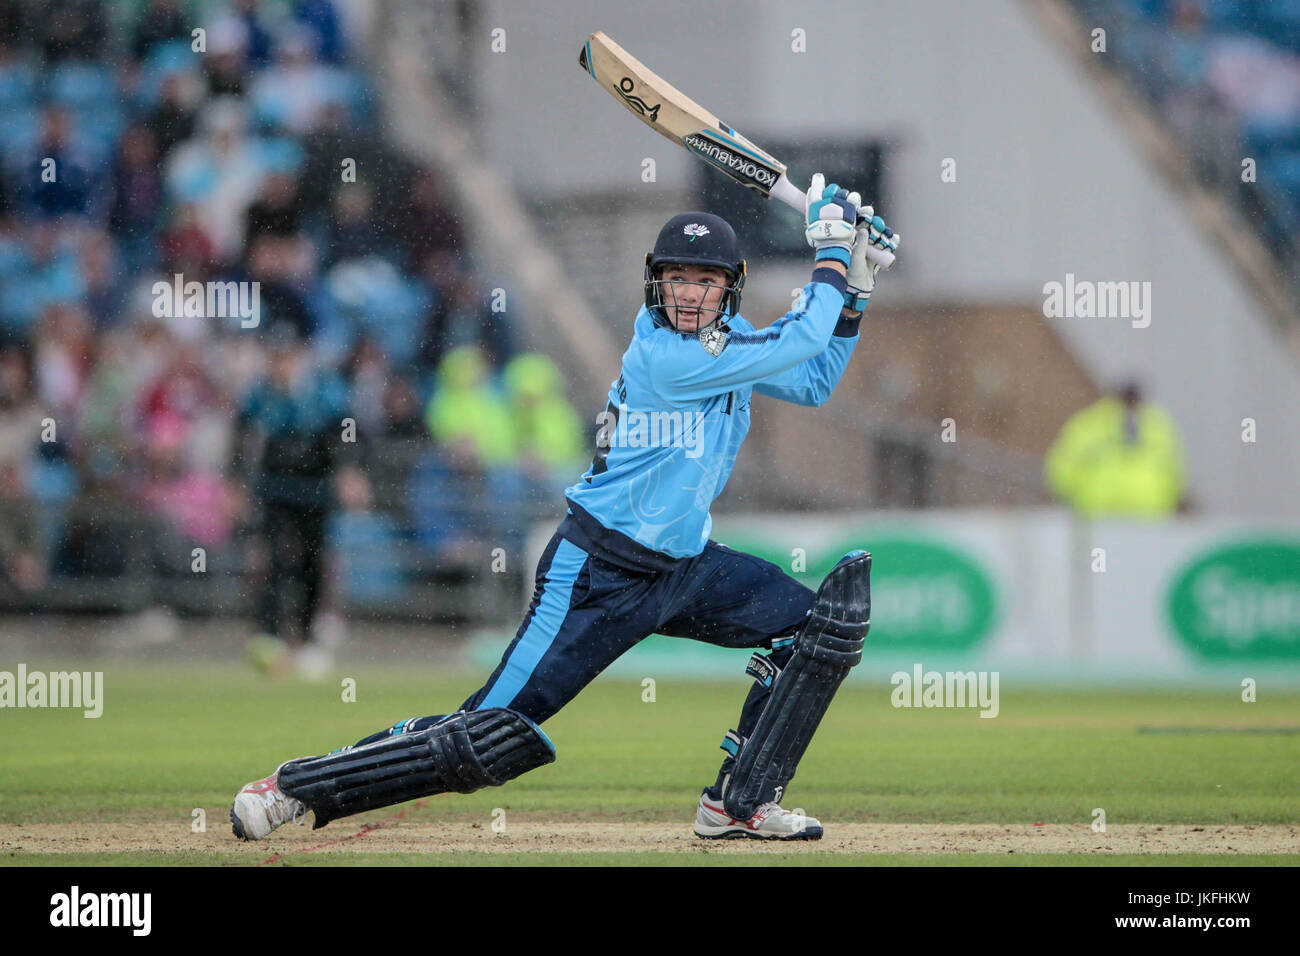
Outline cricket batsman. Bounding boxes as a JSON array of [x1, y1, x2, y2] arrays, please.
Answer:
[[231, 176, 898, 841]]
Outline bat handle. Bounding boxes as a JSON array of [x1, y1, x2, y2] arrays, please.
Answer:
[[771, 174, 896, 269]]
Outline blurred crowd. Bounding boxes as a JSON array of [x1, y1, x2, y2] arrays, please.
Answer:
[[1077, 0, 1300, 265], [0, 0, 586, 615]]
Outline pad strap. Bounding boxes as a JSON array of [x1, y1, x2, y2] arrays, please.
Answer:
[[745, 652, 781, 689], [719, 729, 743, 758]]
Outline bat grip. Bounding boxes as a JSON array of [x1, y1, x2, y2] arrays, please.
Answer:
[[771, 174, 896, 269]]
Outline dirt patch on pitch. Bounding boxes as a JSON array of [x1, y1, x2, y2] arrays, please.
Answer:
[[3, 820, 1297, 859]]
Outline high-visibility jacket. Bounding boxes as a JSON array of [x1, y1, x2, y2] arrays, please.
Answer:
[[1045, 397, 1186, 517]]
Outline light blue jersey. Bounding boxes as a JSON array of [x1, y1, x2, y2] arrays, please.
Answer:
[[563, 267, 858, 567]]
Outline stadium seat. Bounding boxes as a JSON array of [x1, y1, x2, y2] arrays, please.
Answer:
[[45, 62, 118, 110]]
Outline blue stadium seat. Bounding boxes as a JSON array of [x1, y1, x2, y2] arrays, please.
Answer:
[[1267, 149, 1300, 226], [74, 106, 125, 168], [134, 40, 201, 109], [1204, 0, 1245, 28], [329, 511, 405, 602], [0, 60, 37, 111], [45, 62, 118, 110], [257, 136, 306, 174], [1130, 0, 1169, 20], [0, 107, 38, 164], [1261, 1, 1300, 55]]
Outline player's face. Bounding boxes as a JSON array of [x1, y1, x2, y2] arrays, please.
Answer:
[[659, 264, 729, 333]]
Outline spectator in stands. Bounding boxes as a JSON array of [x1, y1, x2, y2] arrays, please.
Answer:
[[39, 0, 106, 63], [50, 455, 131, 580], [323, 255, 427, 369], [1045, 381, 1188, 518], [397, 167, 463, 270], [381, 376, 424, 437], [235, 320, 369, 675], [0, 458, 46, 596], [109, 123, 165, 275], [293, 0, 345, 65], [298, 103, 409, 223], [4, 325, 70, 540], [166, 98, 268, 263], [77, 325, 140, 474], [297, 102, 349, 213], [0, 38, 34, 123], [230, 0, 275, 68], [132, 0, 190, 62], [138, 410, 239, 559], [136, 340, 225, 445], [0, 0, 27, 47], [244, 232, 315, 338], [416, 250, 514, 372], [408, 444, 481, 564], [159, 200, 215, 277], [244, 169, 304, 244], [324, 181, 392, 267], [0, 223, 82, 338], [17, 107, 102, 222], [250, 26, 347, 134], [344, 336, 390, 434], [1157, 1, 1212, 138], [79, 229, 124, 330], [422, 344, 527, 553], [426, 344, 513, 469], [148, 71, 201, 160], [0, 343, 44, 469], [32, 301, 93, 426], [503, 353, 584, 491], [0, 0, 560, 635], [202, 15, 252, 97]]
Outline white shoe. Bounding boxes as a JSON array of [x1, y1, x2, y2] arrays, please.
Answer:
[[693, 793, 824, 840], [230, 764, 309, 840]]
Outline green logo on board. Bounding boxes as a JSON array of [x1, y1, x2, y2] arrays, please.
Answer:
[[726, 535, 996, 651], [1167, 540, 1300, 659]]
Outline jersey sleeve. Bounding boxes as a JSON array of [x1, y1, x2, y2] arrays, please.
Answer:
[[653, 268, 849, 404], [752, 320, 861, 406]]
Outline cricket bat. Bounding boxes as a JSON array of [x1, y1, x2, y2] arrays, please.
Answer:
[[578, 31, 896, 268]]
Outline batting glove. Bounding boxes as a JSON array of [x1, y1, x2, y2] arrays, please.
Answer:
[[805, 173, 860, 267], [844, 208, 899, 312], [860, 204, 899, 260]]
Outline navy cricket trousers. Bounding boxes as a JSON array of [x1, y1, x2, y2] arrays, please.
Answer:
[[461, 529, 815, 724]]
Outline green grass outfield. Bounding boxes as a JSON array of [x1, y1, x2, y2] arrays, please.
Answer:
[[1, 663, 1297, 865]]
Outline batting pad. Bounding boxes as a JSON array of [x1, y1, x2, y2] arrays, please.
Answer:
[[279, 708, 556, 829], [723, 551, 871, 821]]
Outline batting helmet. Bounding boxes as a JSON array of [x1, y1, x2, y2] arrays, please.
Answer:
[[644, 211, 746, 331]]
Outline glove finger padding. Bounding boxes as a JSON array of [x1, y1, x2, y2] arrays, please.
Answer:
[[844, 223, 879, 312], [805, 177, 860, 264]]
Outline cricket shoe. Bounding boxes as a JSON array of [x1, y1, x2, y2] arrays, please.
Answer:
[[693, 792, 823, 840], [230, 764, 308, 840]]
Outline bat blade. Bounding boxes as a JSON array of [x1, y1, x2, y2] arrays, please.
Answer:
[[580, 31, 788, 200], [579, 31, 896, 269]]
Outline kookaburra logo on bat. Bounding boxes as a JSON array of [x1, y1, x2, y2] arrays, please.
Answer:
[[615, 77, 661, 123]]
